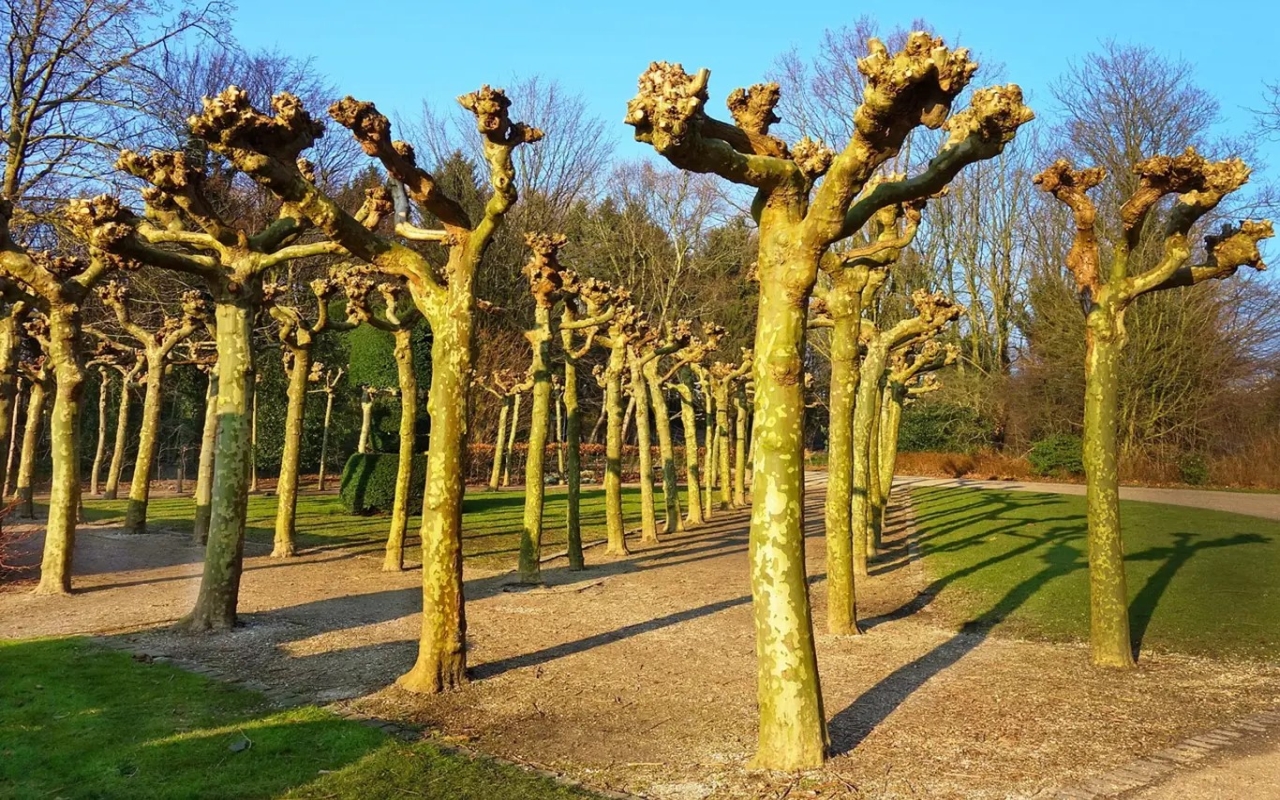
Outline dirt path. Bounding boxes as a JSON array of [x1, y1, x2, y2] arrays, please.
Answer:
[[3, 476, 1279, 799], [898, 475, 1280, 521]]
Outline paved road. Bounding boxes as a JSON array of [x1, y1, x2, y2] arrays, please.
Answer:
[[896, 475, 1280, 521]]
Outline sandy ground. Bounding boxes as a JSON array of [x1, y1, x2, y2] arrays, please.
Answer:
[[3, 476, 1279, 799]]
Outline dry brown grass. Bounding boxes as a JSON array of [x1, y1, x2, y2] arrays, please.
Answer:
[[896, 449, 1035, 481]]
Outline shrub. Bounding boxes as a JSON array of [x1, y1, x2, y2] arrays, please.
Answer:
[[898, 401, 993, 453], [339, 453, 427, 515], [1178, 452, 1209, 486], [1028, 434, 1084, 477], [938, 453, 976, 478]]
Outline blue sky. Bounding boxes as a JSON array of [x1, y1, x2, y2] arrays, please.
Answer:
[[234, 0, 1278, 161]]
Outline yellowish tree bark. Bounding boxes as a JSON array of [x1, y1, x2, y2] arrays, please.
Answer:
[[594, 296, 643, 556], [314, 366, 345, 491], [627, 36, 1031, 767], [14, 358, 49, 519], [1034, 152, 1271, 669]]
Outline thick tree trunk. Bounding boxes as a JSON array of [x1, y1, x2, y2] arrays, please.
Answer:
[[103, 372, 132, 500], [674, 370, 704, 526], [502, 392, 520, 488], [15, 380, 45, 518], [317, 389, 334, 491], [179, 299, 254, 631], [123, 361, 164, 534], [1083, 312, 1135, 669], [644, 360, 682, 533], [824, 315, 860, 634], [89, 371, 109, 497], [487, 397, 509, 491], [518, 307, 553, 582], [747, 272, 827, 770], [36, 309, 85, 594], [562, 355, 585, 569], [193, 372, 217, 544], [852, 341, 888, 578], [603, 342, 628, 555], [272, 344, 310, 558], [630, 357, 659, 544], [384, 328, 418, 572], [397, 304, 470, 694]]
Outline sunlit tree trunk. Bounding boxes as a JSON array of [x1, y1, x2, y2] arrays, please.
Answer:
[[193, 371, 217, 544], [733, 386, 748, 508], [0, 306, 25, 493], [699, 368, 715, 519], [644, 359, 682, 533], [36, 308, 85, 594], [519, 301, 553, 581], [852, 340, 888, 576], [103, 366, 135, 501], [123, 360, 164, 534], [4, 376, 24, 498], [15, 378, 46, 518], [89, 368, 109, 497], [487, 396, 509, 491], [602, 338, 628, 555], [317, 387, 335, 491], [629, 355, 659, 543], [502, 392, 520, 488], [715, 380, 732, 510], [249, 377, 259, 493], [824, 313, 860, 634], [358, 387, 375, 454], [271, 344, 311, 557], [384, 328, 418, 572], [554, 388, 565, 483], [673, 368, 704, 526]]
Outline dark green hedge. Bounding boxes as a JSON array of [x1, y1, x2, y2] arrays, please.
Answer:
[[1028, 433, 1084, 477], [339, 452, 427, 515]]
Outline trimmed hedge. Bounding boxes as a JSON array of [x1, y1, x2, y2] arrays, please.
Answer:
[[339, 452, 427, 515]]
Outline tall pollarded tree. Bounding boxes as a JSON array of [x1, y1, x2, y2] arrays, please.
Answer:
[[87, 138, 386, 629], [0, 282, 30, 493], [343, 275, 422, 571], [0, 196, 124, 593], [183, 85, 540, 688], [95, 281, 211, 534], [853, 290, 963, 572], [637, 319, 695, 535], [99, 344, 146, 501], [477, 369, 532, 492], [1034, 151, 1272, 668], [264, 273, 356, 557], [626, 34, 1032, 767], [13, 320, 49, 519], [558, 277, 617, 568], [592, 293, 643, 556], [667, 322, 725, 527], [313, 364, 345, 491], [627, 318, 693, 543], [708, 352, 753, 511]]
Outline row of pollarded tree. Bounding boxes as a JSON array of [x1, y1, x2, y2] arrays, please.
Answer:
[[2, 29, 1271, 773]]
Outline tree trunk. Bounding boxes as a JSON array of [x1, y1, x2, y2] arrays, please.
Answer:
[[397, 303, 470, 694], [630, 357, 659, 544], [123, 358, 164, 534], [4, 378, 24, 498], [0, 315, 21, 494], [193, 372, 218, 544], [852, 340, 888, 578], [519, 306, 553, 582], [35, 308, 85, 595], [179, 299, 254, 631], [1083, 311, 1135, 669], [733, 388, 748, 508], [359, 391, 374, 454], [867, 379, 885, 552], [702, 379, 715, 519], [502, 392, 520, 488], [644, 360, 682, 533], [562, 354, 585, 570], [554, 389, 565, 483], [621, 395, 636, 447], [674, 370, 704, 527], [249, 379, 259, 493], [716, 383, 732, 510], [89, 371, 109, 497], [588, 405, 605, 444], [746, 272, 827, 770], [384, 327, 418, 572], [317, 389, 334, 491], [487, 397, 509, 491], [603, 341, 628, 555], [877, 386, 904, 535], [272, 344, 310, 558], [824, 315, 860, 634], [15, 380, 45, 518], [103, 372, 132, 500]]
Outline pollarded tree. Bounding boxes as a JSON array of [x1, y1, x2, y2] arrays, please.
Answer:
[[100, 344, 146, 501], [592, 293, 645, 554], [708, 352, 753, 511], [667, 322, 725, 527], [626, 35, 1032, 767], [13, 320, 49, 519], [877, 342, 955, 506], [637, 319, 695, 535], [264, 274, 356, 557], [558, 277, 617, 568], [0, 196, 124, 594], [1034, 150, 1272, 668], [689, 361, 717, 519], [343, 274, 424, 572], [189, 85, 540, 689], [95, 281, 211, 534], [312, 364, 345, 491], [192, 355, 218, 542], [477, 369, 531, 492], [853, 290, 963, 573], [732, 378, 751, 507], [0, 281, 30, 492], [89, 140, 387, 629]]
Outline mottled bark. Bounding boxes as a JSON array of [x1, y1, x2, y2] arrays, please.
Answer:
[[384, 328, 418, 572], [519, 301, 554, 582], [89, 368, 109, 496], [103, 364, 138, 500], [272, 344, 310, 557], [673, 368, 704, 526], [602, 338, 628, 555], [36, 308, 85, 594], [852, 339, 887, 576], [193, 371, 217, 543], [122, 366, 163, 533], [645, 360, 683, 533], [180, 299, 253, 631], [733, 386, 748, 508], [15, 378, 45, 517], [824, 313, 860, 634], [629, 355, 659, 543]]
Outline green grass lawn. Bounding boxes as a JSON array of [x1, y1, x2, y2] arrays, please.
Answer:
[[0, 637, 597, 800], [77, 485, 687, 571], [910, 486, 1280, 660]]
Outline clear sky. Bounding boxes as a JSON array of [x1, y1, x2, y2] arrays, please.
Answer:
[[232, 0, 1278, 174]]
